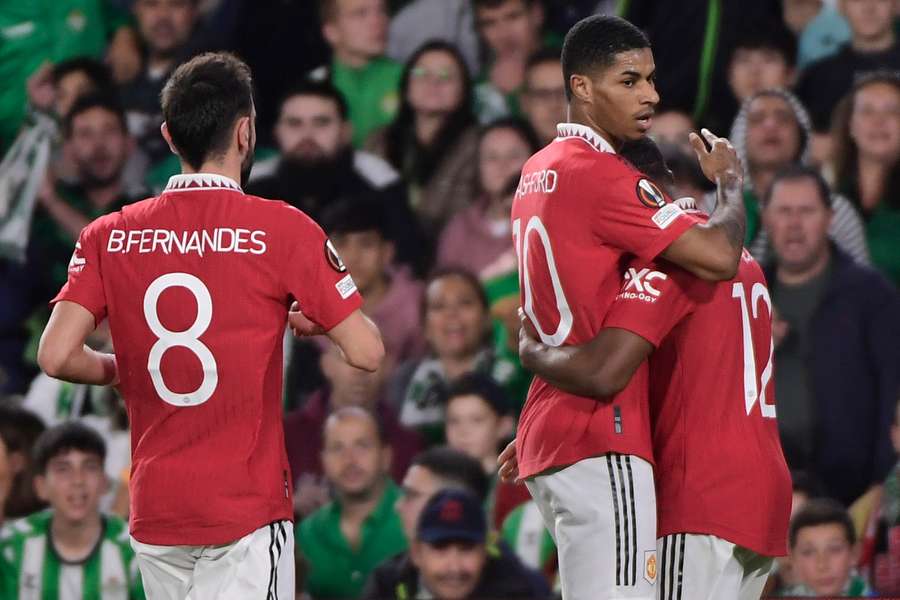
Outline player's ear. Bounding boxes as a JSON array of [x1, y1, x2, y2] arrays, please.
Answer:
[[570, 73, 593, 105], [237, 116, 251, 152], [160, 122, 180, 157]]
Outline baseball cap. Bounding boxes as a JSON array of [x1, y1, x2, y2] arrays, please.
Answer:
[[416, 489, 487, 545]]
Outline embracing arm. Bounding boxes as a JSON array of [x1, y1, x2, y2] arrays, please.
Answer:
[[518, 315, 653, 399], [37, 301, 117, 385]]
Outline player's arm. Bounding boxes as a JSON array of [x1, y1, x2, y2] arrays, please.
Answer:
[[517, 312, 652, 399], [37, 301, 117, 386], [324, 309, 385, 373], [660, 129, 746, 281]]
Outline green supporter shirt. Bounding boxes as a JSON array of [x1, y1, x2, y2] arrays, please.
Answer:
[[0, 510, 144, 600], [0, 0, 128, 149], [866, 203, 900, 286], [297, 481, 407, 599], [329, 56, 402, 148]]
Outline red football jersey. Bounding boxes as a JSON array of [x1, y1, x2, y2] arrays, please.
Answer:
[[52, 174, 362, 545], [604, 247, 792, 556], [511, 123, 697, 479]]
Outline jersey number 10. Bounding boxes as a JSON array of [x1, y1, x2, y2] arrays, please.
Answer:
[[143, 273, 219, 407]]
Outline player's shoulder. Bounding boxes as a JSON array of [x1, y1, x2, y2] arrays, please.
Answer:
[[242, 194, 322, 232]]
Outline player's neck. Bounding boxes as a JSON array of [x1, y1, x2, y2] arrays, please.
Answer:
[[566, 107, 620, 151], [776, 245, 832, 286], [51, 512, 103, 561], [182, 160, 242, 188], [853, 30, 895, 53]]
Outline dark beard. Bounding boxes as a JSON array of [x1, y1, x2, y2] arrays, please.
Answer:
[[273, 149, 351, 214], [79, 167, 122, 190]]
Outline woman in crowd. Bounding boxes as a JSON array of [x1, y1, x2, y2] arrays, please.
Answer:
[[390, 268, 495, 444], [367, 41, 480, 246], [436, 117, 539, 275], [832, 73, 900, 285]]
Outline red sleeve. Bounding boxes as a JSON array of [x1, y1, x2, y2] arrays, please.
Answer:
[[50, 221, 108, 326], [603, 259, 702, 347], [282, 211, 363, 331], [587, 156, 698, 261]]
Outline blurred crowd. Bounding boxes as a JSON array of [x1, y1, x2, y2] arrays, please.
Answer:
[[1, 0, 900, 598]]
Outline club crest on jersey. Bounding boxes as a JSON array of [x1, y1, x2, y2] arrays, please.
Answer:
[[644, 550, 658, 584], [636, 178, 666, 209], [325, 239, 347, 273]]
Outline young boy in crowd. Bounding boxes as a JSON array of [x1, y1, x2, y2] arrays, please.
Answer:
[[781, 498, 872, 597], [0, 422, 143, 599]]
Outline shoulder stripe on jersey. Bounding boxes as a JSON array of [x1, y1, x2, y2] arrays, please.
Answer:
[[606, 454, 623, 586], [625, 456, 638, 586]]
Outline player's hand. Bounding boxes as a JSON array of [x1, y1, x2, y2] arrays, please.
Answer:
[[689, 128, 742, 183], [498, 439, 519, 483], [288, 302, 325, 337]]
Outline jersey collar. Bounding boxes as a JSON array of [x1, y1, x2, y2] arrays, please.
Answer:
[[555, 123, 616, 154], [164, 173, 243, 193]]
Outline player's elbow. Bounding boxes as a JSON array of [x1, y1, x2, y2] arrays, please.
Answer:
[[695, 248, 740, 281], [37, 337, 70, 379], [589, 369, 629, 399], [346, 335, 385, 373]]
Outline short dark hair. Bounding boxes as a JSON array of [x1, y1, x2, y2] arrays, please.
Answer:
[[0, 405, 45, 457], [63, 93, 128, 138], [561, 15, 650, 101], [318, 0, 338, 23], [480, 117, 540, 155], [444, 372, 511, 416], [160, 52, 254, 170], [410, 446, 490, 501], [51, 57, 113, 91], [423, 267, 490, 321], [526, 46, 562, 76], [33, 422, 106, 475], [791, 470, 825, 498], [730, 22, 797, 69], [320, 199, 389, 239], [620, 137, 674, 188], [279, 79, 348, 121], [789, 498, 855, 549], [764, 163, 833, 209]]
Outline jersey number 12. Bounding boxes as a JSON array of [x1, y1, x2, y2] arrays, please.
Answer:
[[732, 281, 776, 418]]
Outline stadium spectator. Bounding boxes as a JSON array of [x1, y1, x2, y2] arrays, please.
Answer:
[[726, 25, 797, 117], [247, 80, 422, 270], [0, 405, 45, 522], [391, 269, 494, 443], [26, 58, 115, 125], [120, 0, 200, 167], [284, 341, 424, 516], [364, 489, 551, 599], [796, 0, 900, 162], [442, 373, 531, 530], [437, 118, 537, 274], [297, 408, 407, 599], [499, 499, 557, 586], [472, 0, 548, 123], [367, 41, 479, 241], [658, 141, 715, 203], [519, 48, 565, 147], [783, 0, 851, 69], [649, 109, 697, 156], [725, 89, 869, 265], [312, 0, 402, 147], [386, 0, 480, 75], [0, 422, 143, 598], [762, 164, 900, 505], [830, 72, 900, 285], [779, 498, 872, 596]]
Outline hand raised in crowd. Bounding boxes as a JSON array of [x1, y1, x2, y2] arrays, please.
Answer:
[[689, 128, 743, 183], [26, 62, 56, 113]]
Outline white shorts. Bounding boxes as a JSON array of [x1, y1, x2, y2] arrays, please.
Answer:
[[656, 534, 773, 600], [525, 453, 657, 600], [131, 521, 294, 600]]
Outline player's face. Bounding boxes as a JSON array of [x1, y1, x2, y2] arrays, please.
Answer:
[[412, 540, 487, 600], [396, 465, 442, 540], [275, 95, 346, 164], [35, 450, 106, 525], [649, 110, 695, 156], [475, 0, 542, 58], [408, 50, 466, 117], [764, 178, 832, 272], [841, 0, 894, 41], [445, 395, 503, 466], [68, 107, 130, 188], [331, 230, 390, 293], [479, 127, 532, 199], [55, 71, 95, 118], [424, 275, 489, 360], [744, 95, 801, 170], [728, 48, 792, 103], [584, 48, 659, 144], [790, 524, 856, 596], [134, 0, 196, 56], [321, 416, 386, 500], [327, 0, 389, 61], [850, 81, 900, 163], [522, 61, 566, 144]]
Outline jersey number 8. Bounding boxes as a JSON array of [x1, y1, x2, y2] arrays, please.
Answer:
[[143, 273, 218, 406]]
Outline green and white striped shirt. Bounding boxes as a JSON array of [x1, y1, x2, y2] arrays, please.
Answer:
[[0, 511, 143, 600]]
